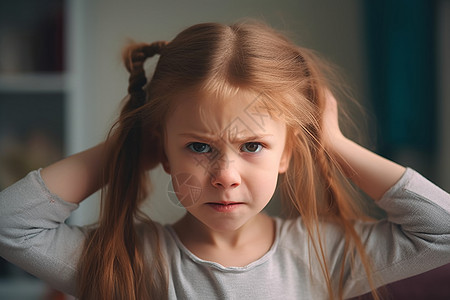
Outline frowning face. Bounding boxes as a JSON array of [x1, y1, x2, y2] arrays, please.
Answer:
[[164, 90, 290, 233]]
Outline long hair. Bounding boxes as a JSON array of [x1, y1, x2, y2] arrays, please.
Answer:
[[77, 21, 379, 299]]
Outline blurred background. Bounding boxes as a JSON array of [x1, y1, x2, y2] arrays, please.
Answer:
[[0, 0, 448, 299]]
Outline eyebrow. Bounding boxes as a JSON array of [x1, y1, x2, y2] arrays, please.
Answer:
[[178, 133, 216, 140], [178, 132, 273, 143]]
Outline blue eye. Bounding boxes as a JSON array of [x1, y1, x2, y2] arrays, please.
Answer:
[[188, 142, 212, 153], [241, 142, 263, 153]]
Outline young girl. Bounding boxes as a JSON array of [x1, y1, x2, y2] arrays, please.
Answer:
[[0, 21, 449, 300]]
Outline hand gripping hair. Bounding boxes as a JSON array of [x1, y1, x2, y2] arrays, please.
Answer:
[[122, 41, 168, 107]]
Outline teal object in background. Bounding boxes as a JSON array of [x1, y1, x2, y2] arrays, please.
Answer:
[[364, 0, 437, 155]]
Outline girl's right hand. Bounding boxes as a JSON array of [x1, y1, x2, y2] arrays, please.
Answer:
[[40, 143, 107, 204]]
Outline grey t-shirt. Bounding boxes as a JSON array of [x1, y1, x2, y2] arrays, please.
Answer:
[[0, 168, 449, 299]]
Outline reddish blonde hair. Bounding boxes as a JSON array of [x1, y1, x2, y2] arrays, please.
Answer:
[[77, 21, 379, 299]]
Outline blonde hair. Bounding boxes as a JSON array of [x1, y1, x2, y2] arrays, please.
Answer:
[[77, 21, 379, 299]]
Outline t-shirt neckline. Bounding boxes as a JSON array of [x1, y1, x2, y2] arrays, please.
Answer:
[[165, 217, 282, 273]]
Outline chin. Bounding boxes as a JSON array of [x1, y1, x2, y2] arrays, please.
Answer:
[[201, 215, 255, 233]]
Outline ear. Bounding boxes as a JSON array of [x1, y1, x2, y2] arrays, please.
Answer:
[[162, 163, 171, 174], [278, 144, 292, 174], [161, 154, 171, 174], [151, 128, 171, 174]]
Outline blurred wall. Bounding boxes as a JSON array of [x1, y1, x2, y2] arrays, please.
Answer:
[[437, 0, 450, 192], [65, 0, 373, 225]]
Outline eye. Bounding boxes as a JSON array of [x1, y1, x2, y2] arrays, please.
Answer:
[[241, 142, 263, 153], [188, 142, 212, 153]]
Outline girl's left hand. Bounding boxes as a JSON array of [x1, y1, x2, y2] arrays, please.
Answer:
[[321, 89, 345, 150], [319, 89, 406, 200]]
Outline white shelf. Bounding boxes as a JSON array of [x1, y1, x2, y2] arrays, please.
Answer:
[[0, 74, 66, 93]]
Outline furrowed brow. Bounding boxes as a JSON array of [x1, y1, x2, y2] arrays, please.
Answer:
[[178, 132, 217, 141], [179, 132, 272, 144], [227, 134, 273, 144]]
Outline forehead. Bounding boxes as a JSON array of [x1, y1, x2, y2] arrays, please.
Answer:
[[166, 89, 285, 137]]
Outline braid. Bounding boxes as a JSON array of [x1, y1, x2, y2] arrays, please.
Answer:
[[78, 41, 170, 299], [123, 41, 168, 108]]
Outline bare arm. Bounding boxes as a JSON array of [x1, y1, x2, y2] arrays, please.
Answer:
[[40, 143, 107, 204], [322, 90, 406, 201]]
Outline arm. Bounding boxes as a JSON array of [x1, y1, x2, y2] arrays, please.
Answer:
[[322, 90, 406, 200], [0, 170, 89, 296], [0, 143, 108, 295], [320, 91, 450, 297], [41, 142, 107, 204]]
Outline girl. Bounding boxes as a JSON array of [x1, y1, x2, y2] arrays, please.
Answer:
[[0, 21, 449, 300]]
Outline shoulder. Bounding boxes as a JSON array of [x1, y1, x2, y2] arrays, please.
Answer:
[[274, 216, 346, 254], [275, 216, 344, 241], [135, 220, 180, 258]]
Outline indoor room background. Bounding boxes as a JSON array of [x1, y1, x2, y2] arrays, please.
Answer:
[[0, 0, 448, 299]]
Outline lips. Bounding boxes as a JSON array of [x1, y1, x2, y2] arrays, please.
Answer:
[[206, 201, 244, 212], [211, 201, 241, 205]]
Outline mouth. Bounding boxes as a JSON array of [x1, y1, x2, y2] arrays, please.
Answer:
[[206, 201, 244, 212]]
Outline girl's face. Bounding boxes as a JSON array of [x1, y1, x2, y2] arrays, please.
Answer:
[[164, 90, 291, 232]]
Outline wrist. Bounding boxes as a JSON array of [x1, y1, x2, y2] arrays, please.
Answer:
[[325, 135, 358, 177], [324, 132, 349, 157]]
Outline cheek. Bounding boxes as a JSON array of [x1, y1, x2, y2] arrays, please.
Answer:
[[246, 169, 279, 202], [170, 172, 203, 208]]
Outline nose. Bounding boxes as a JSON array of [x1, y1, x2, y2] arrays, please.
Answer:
[[210, 160, 241, 189]]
